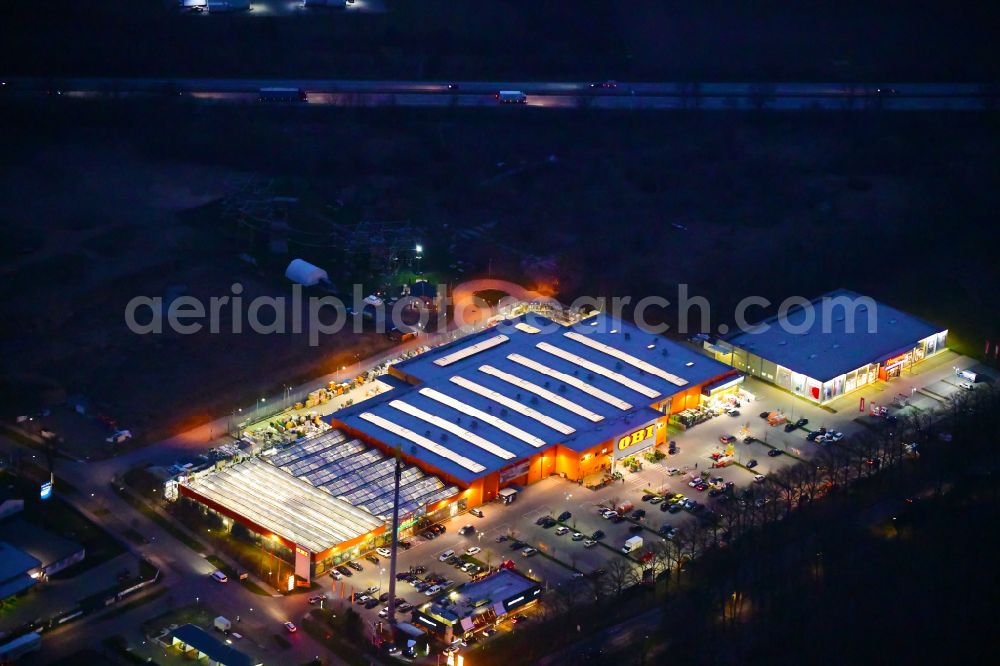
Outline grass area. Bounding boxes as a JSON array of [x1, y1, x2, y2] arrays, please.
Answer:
[[301, 608, 377, 666], [112, 484, 208, 554]]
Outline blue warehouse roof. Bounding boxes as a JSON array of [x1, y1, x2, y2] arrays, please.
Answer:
[[724, 289, 945, 382], [334, 313, 733, 484]]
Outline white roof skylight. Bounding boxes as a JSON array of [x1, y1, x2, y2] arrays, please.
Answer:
[[387, 399, 515, 461], [563, 331, 689, 386], [535, 342, 661, 398], [478, 365, 604, 423], [419, 387, 547, 448], [433, 335, 510, 367], [358, 412, 486, 473], [507, 353, 633, 410], [449, 376, 576, 436]]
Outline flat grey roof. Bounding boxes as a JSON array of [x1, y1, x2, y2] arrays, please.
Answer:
[[724, 289, 945, 381], [2, 517, 83, 567]]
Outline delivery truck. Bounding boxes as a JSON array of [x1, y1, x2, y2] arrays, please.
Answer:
[[622, 536, 643, 554]]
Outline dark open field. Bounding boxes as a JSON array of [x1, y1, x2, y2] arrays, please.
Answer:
[[0, 0, 997, 82], [0, 98, 997, 442]]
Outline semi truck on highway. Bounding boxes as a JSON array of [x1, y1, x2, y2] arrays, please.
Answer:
[[258, 87, 307, 103], [496, 90, 527, 104]]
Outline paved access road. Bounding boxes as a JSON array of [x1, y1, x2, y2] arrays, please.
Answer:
[[2, 77, 996, 111]]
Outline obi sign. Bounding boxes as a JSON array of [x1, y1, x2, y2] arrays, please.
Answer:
[[617, 424, 656, 452]]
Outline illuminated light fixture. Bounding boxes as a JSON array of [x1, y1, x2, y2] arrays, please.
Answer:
[[647, 344, 656, 349], [478, 365, 604, 422], [685, 361, 695, 367], [387, 399, 515, 460], [515, 322, 541, 334], [535, 342, 660, 399], [610, 329, 618, 334], [563, 331, 689, 386], [507, 353, 633, 410], [420, 387, 546, 448], [358, 413, 486, 473], [449, 376, 575, 435], [433, 335, 510, 367]]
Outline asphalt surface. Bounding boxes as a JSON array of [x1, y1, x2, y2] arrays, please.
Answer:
[[2, 77, 997, 111]]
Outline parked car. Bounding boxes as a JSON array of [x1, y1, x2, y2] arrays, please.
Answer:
[[647, 496, 663, 504], [365, 598, 380, 609], [767, 448, 783, 457], [628, 524, 644, 533], [376, 547, 391, 558], [399, 540, 413, 550], [421, 531, 436, 540], [555, 526, 570, 536], [470, 508, 484, 517], [583, 539, 597, 548], [459, 524, 476, 536], [641, 493, 655, 501], [591, 529, 605, 540], [784, 421, 798, 432], [727, 408, 740, 417], [211, 571, 228, 583], [366, 555, 379, 565], [495, 534, 509, 543], [571, 532, 585, 541], [466, 546, 481, 556], [659, 502, 671, 512], [535, 516, 549, 526], [759, 411, 770, 419], [431, 524, 446, 534], [632, 509, 646, 519], [753, 474, 766, 483], [746, 459, 758, 468], [719, 435, 737, 444], [557, 511, 572, 522], [521, 547, 538, 557], [336, 565, 353, 577], [284, 621, 297, 633], [510, 540, 526, 550]]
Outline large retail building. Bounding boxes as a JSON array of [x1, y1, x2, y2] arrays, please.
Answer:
[[708, 289, 947, 404], [332, 312, 739, 507], [174, 312, 739, 581]]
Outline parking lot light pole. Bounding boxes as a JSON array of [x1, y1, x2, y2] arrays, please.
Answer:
[[386, 447, 403, 624]]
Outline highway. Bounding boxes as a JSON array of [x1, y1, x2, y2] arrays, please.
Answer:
[[2, 77, 997, 111]]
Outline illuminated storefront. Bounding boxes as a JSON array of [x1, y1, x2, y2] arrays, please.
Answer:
[[711, 290, 948, 405]]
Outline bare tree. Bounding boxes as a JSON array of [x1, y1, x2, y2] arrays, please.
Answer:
[[605, 558, 632, 596]]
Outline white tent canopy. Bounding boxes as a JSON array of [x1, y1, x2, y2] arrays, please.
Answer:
[[285, 259, 328, 287]]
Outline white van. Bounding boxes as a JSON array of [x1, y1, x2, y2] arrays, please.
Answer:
[[211, 570, 228, 583], [438, 549, 455, 562]]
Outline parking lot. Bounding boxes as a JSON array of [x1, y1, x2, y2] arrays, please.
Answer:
[[317, 350, 985, 634]]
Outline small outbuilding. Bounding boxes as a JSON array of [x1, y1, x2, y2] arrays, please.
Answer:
[[285, 259, 329, 287]]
